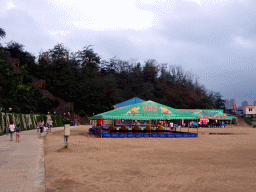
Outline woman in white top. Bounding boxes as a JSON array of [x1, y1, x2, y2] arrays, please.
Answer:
[[9, 121, 15, 141]]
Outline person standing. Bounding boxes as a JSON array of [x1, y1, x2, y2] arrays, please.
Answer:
[[39, 120, 44, 134], [170, 121, 174, 130], [48, 119, 53, 134], [15, 124, 21, 142], [9, 121, 15, 141]]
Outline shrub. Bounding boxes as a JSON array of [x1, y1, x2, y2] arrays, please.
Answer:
[[108, 125, 116, 130], [157, 125, 164, 133], [18, 114, 25, 130], [0, 113, 2, 132], [145, 125, 152, 131], [232, 118, 237, 125], [120, 125, 127, 130], [157, 125, 164, 130], [134, 125, 140, 133], [245, 117, 252, 125]]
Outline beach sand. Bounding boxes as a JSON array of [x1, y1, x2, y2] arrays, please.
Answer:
[[44, 125, 256, 192]]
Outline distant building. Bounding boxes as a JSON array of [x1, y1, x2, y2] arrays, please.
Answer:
[[226, 99, 236, 109], [254, 100, 256, 106], [243, 106, 256, 117], [242, 101, 249, 111]]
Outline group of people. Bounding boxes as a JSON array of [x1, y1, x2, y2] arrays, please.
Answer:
[[8, 121, 21, 142], [37, 119, 53, 134], [8, 119, 54, 142]]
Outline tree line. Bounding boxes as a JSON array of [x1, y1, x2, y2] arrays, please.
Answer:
[[0, 28, 225, 116]]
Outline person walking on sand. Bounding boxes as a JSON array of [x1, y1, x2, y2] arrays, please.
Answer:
[[15, 124, 21, 142], [9, 121, 15, 141]]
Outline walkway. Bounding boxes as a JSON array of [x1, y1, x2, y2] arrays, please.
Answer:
[[0, 129, 45, 192], [0, 126, 85, 192]]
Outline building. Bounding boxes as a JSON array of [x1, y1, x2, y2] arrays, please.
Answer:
[[254, 101, 256, 106], [243, 106, 256, 117], [242, 101, 249, 111]]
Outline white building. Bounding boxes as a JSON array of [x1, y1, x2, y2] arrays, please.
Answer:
[[243, 106, 256, 117]]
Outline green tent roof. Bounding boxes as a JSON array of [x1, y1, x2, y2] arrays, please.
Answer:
[[91, 100, 199, 120]]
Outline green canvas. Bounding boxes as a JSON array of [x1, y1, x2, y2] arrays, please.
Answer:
[[92, 100, 199, 120]]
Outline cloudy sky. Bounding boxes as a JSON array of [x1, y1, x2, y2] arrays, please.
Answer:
[[1, 0, 256, 106]]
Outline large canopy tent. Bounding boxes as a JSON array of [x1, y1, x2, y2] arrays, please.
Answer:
[[113, 97, 145, 108], [91, 100, 199, 137], [92, 100, 199, 120]]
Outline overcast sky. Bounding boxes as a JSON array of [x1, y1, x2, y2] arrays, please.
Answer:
[[1, 0, 256, 106]]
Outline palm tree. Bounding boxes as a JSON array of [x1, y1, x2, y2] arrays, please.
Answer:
[[0, 28, 6, 39]]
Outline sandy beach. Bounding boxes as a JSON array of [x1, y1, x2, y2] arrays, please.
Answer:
[[44, 125, 256, 192]]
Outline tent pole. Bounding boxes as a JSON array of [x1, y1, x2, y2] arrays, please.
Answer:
[[150, 120, 151, 137], [197, 119, 199, 137], [188, 120, 189, 133]]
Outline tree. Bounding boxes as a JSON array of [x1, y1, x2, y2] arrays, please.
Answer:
[[0, 28, 6, 39], [213, 92, 225, 109]]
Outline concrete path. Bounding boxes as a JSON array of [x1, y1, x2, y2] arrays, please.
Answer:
[[0, 125, 87, 192], [0, 129, 45, 192]]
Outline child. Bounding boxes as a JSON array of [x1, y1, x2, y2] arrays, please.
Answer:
[[15, 124, 21, 142], [9, 122, 15, 141]]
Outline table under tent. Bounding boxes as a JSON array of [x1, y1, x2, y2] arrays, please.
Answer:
[[90, 100, 199, 138]]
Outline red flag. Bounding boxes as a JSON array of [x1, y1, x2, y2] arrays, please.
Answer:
[[233, 104, 236, 109]]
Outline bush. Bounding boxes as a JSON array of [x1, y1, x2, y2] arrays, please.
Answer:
[[232, 118, 237, 125], [109, 125, 116, 130], [145, 125, 152, 131], [134, 125, 140, 133], [120, 125, 127, 130], [245, 117, 252, 125], [253, 124, 256, 128], [18, 114, 24, 130], [0, 113, 2, 132]]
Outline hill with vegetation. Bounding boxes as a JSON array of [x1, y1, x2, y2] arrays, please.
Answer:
[[0, 28, 225, 117]]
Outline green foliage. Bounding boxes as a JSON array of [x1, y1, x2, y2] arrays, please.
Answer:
[[63, 117, 72, 125], [8, 114, 13, 124], [1, 41, 225, 118], [30, 114, 36, 130], [0, 113, 2, 132], [18, 114, 24, 130], [245, 117, 252, 125], [55, 115, 63, 127], [36, 114, 47, 126], [232, 118, 237, 125], [0, 28, 6, 39], [50, 115, 57, 127]]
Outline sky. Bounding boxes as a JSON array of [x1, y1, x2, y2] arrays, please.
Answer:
[[1, 0, 256, 106]]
